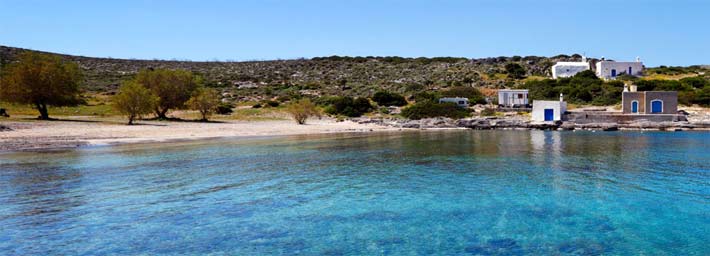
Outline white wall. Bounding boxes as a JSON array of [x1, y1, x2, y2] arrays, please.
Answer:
[[498, 90, 529, 106], [595, 61, 644, 79], [552, 63, 590, 78], [532, 100, 567, 121]]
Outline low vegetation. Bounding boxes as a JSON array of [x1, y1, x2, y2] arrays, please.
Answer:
[[401, 101, 469, 120], [321, 96, 374, 117], [372, 91, 407, 106], [1, 45, 709, 124], [187, 87, 221, 121], [286, 99, 320, 124], [112, 81, 157, 125]]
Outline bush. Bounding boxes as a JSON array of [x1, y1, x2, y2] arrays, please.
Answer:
[[680, 76, 710, 89], [323, 96, 373, 117], [187, 87, 220, 121], [413, 92, 441, 103], [216, 103, 234, 115], [112, 81, 158, 125], [504, 63, 526, 79], [401, 102, 469, 120], [252, 104, 262, 108], [286, 99, 321, 124], [372, 91, 407, 106], [264, 100, 280, 107]]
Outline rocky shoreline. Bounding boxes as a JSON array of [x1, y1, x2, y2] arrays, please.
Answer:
[[354, 116, 710, 131]]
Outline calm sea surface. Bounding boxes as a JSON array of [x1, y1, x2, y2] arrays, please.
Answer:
[[0, 131, 708, 255]]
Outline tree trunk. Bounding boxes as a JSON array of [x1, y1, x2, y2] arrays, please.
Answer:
[[155, 108, 169, 119], [128, 114, 135, 125], [36, 103, 50, 120], [201, 110, 208, 122]]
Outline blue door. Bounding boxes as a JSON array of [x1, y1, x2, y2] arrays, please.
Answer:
[[628, 67, 633, 75], [631, 101, 638, 113], [651, 100, 662, 113], [611, 69, 617, 77], [544, 109, 554, 121]]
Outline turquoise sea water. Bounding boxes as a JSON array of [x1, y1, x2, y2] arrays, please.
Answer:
[[0, 131, 708, 255]]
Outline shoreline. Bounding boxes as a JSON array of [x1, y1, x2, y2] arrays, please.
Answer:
[[0, 118, 414, 153], [2, 115, 709, 153]]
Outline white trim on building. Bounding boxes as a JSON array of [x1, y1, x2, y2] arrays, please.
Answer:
[[498, 89, 529, 107]]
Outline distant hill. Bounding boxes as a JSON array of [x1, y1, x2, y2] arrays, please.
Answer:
[[0, 45, 589, 101]]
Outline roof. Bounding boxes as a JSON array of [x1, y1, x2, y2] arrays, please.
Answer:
[[439, 97, 469, 100], [498, 89, 528, 92]]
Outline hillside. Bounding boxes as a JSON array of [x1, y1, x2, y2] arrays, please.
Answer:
[[1, 45, 586, 101]]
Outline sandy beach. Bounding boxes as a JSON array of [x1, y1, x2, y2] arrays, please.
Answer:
[[0, 118, 406, 152]]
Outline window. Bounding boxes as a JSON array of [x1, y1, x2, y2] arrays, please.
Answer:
[[517, 94, 523, 99], [458, 101, 465, 105]]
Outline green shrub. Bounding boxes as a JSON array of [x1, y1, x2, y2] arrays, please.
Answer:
[[216, 103, 234, 114], [413, 92, 441, 103], [264, 100, 280, 107], [680, 76, 710, 89], [252, 103, 262, 108], [372, 91, 407, 106], [401, 102, 469, 120], [323, 96, 373, 117], [504, 63, 526, 79]]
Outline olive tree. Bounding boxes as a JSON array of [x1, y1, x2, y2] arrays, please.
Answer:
[[132, 69, 201, 119], [112, 81, 158, 125], [187, 87, 220, 121], [0, 52, 82, 119]]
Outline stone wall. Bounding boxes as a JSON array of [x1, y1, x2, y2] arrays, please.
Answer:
[[622, 92, 645, 113], [644, 91, 678, 114], [565, 112, 686, 124]]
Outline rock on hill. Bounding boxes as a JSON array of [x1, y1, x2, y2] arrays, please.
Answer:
[[0, 45, 585, 101]]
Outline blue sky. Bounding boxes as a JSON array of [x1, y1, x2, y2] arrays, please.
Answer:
[[1, 0, 708, 66]]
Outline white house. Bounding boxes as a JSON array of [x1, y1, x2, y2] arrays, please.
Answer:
[[551, 57, 590, 78], [439, 97, 469, 108], [498, 89, 529, 107], [532, 94, 567, 122], [595, 57, 644, 80]]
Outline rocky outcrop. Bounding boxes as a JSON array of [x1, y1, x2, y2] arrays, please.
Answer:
[[353, 116, 710, 131], [0, 125, 12, 132]]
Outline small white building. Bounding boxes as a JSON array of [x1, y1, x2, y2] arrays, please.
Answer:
[[439, 97, 469, 108], [551, 57, 590, 78], [498, 89, 529, 108], [532, 94, 567, 122], [595, 57, 644, 80]]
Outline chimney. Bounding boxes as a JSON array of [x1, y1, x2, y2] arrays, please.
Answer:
[[624, 84, 629, 92], [560, 93, 564, 102], [630, 85, 637, 92]]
